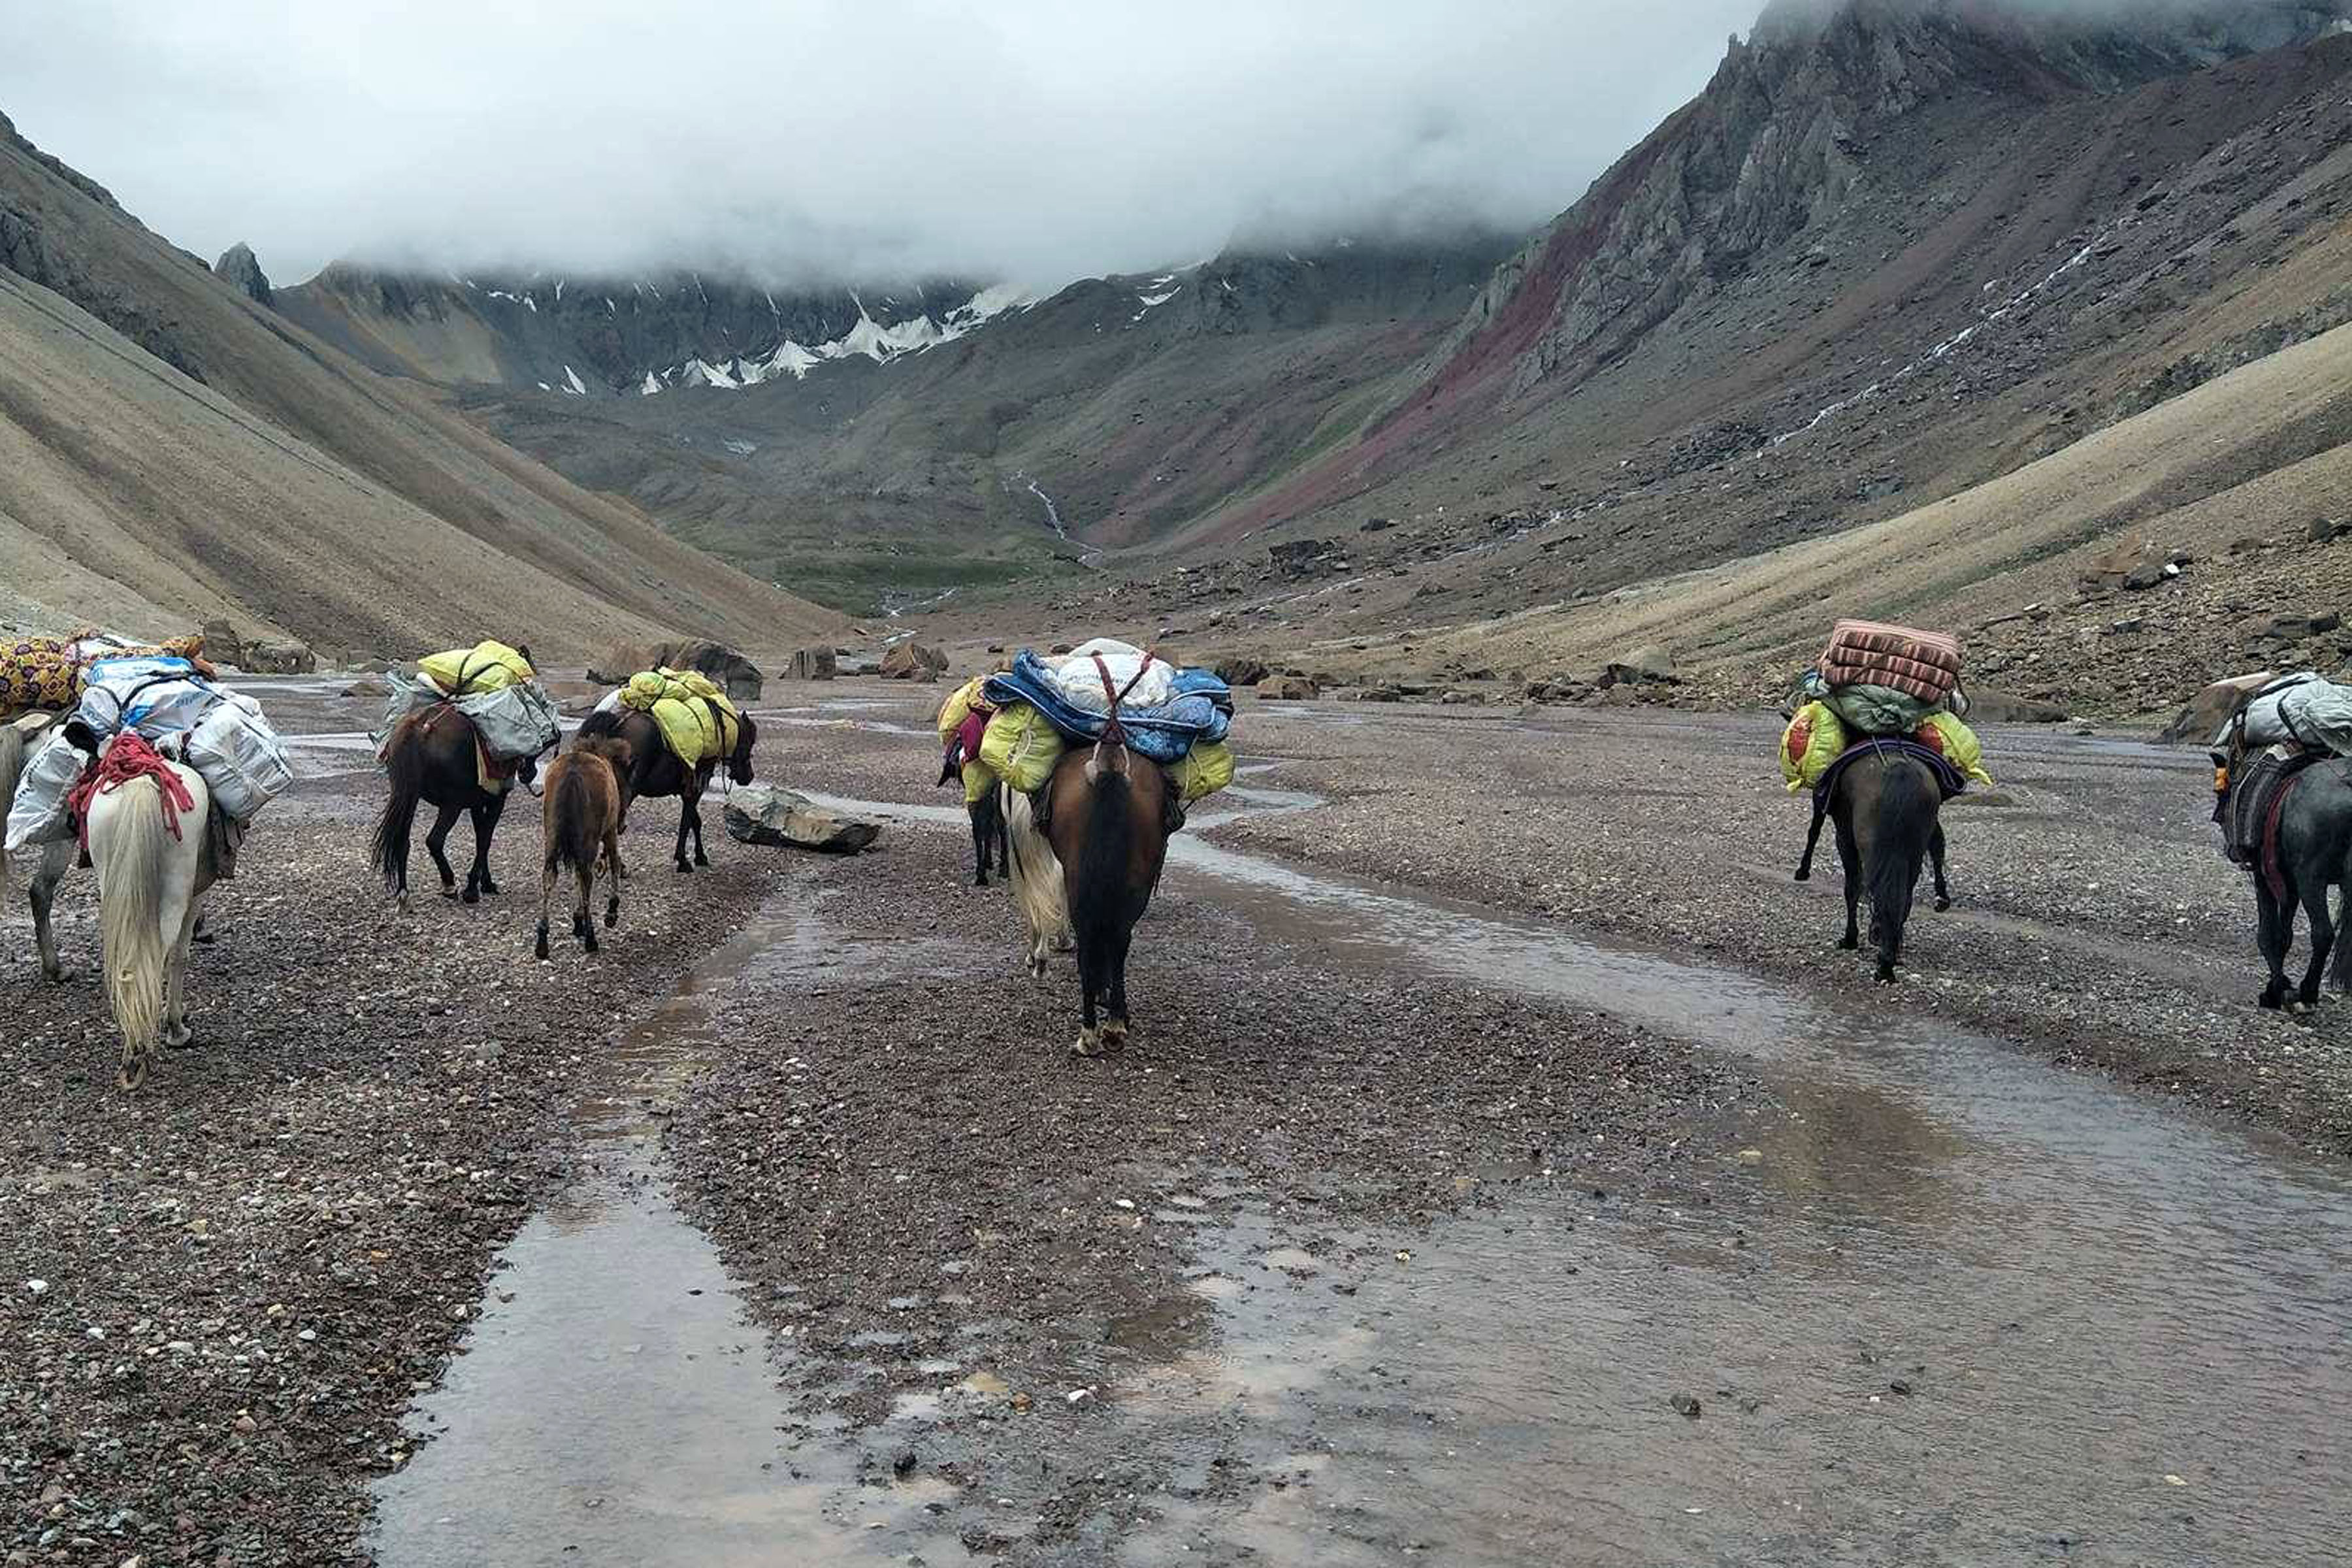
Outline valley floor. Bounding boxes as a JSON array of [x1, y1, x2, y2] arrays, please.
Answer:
[[3, 679, 2345, 1566]]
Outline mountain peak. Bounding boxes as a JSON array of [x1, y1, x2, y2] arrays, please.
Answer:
[[213, 241, 272, 305]]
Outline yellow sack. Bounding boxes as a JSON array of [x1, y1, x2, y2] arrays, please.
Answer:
[[961, 757, 998, 806], [1780, 701, 1848, 792], [938, 676, 989, 747], [1916, 711, 1994, 787], [1167, 740, 1235, 804], [618, 667, 740, 766], [979, 702, 1064, 794], [417, 640, 534, 695]]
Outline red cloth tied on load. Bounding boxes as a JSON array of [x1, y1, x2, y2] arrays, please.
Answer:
[[67, 731, 197, 850], [1817, 619, 1962, 705]]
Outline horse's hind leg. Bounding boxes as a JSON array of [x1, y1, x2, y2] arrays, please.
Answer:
[[603, 836, 625, 930], [29, 849, 72, 982], [1834, 815, 1862, 951], [1098, 926, 1134, 1054], [576, 865, 599, 954], [970, 804, 991, 887], [2295, 879, 2334, 1012], [2255, 883, 2291, 1010], [1929, 825, 1953, 913], [689, 791, 710, 869], [163, 900, 199, 1050], [475, 797, 507, 898], [1073, 934, 1105, 1056], [425, 805, 463, 897], [535, 866, 555, 962]]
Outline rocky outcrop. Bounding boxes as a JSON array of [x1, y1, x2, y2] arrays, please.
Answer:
[[242, 638, 316, 674], [212, 242, 272, 306], [879, 643, 947, 681], [200, 617, 246, 668], [589, 640, 762, 702], [788, 647, 838, 680]]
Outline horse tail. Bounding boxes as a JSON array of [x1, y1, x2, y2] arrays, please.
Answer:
[[543, 758, 602, 880], [95, 776, 169, 1060], [1071, 740, 1135, 936], [371, 720, 424, 890], [0, 723, 24, 894], [1002, 783, 1068, 952], [1868, 760, 1937, 978]]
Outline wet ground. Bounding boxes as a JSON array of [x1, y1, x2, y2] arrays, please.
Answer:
[[7, 678, 2349, 1565]]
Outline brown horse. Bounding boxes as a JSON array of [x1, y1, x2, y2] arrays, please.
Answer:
[[372, 706, 539, 911], [535, 735, 632, 960], [576, 706, 757, 872], [1005, 734, 1173, 1055]]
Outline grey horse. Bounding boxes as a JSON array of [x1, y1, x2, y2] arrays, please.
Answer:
[[0, 717, 75, 983], [2246, 760, 2352, 1013]]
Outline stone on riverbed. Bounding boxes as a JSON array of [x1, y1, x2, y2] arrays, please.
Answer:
[[723, 786, 880, 853]]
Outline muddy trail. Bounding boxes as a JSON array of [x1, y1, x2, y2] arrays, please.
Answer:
[[8, 679, 2347, 1566]]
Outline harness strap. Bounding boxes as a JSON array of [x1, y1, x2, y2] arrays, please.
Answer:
[[1088, 649, 1159, 745]]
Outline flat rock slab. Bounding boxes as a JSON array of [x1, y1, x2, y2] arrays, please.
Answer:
[[724, 785, 881, 854]]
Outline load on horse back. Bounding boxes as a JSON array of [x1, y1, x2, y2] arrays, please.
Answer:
[[576, 668, 756, 872], [536, 733, 633, 960], [71, 727, 214, 1088], [371, 641, 554, 911], [1781, 621, 1985, 983], [2210, 673, 2352, 1012]]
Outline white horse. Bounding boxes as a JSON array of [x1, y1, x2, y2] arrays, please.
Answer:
[[0, 719, 75, 983], [86, 755, 211, 1089]]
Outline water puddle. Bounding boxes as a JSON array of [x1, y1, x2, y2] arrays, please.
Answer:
[[370, 889, 964, 1567]]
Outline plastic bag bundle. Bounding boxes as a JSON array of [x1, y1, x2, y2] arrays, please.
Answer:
[[3, 730, 90, 853], [179, 690, 293, 821], [979, 702, 1066, 793]]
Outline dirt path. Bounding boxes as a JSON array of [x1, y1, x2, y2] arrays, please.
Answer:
[[7, 679, 2348, 1566]]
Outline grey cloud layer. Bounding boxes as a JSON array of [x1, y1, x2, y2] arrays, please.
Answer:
[[0, 0, 1761, 287]]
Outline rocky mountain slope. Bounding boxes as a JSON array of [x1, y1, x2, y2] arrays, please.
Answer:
[[0, 110, 843, 661], [908, 0, 2352, 716]]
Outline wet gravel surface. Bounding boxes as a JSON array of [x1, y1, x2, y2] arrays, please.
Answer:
[[1, 744, 767, 1565], [1200, 697, 2352, 1156]]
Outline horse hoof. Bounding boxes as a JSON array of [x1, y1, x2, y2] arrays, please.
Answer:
[[1837, 936, 1859, 952], [438, 885, 459, 902], [1793, 868, 1811, 883], [1099, 1023, 1129, 1054], [461, 887, 480, 906], [604, 907, 620, 930], [1073, 1030, 1102, 1058], [167, 1031, 197, 1051], [1935, 896, 1952, 913], [1875, 966, 1898, 986], [43, 964, 76, 985], [480, 881, 502, 898], [117, 1058, 147, 1092], [534, 930, 550, 961], [2259, 991, 2285, 1011]]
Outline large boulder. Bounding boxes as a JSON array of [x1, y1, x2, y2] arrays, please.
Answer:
[[1967, 689, 2069, 725], [788, 647, 838, 681], [723, 786, 880, 853], [200, 617, 246, 669], [879, 642, 947, 681], [2161, 670, 2276, 744], [242, 638, 316, 674], [1599, 645, 1678, 687], [1260, 674, 1319, 700], [590, 640, 762, 702], [1213, 655, 1270, 687]]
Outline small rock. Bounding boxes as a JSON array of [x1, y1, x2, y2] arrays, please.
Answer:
[[892, 1450, 917, 1477], [1671, 1394, 1702, 1420], [724, 786, 881, 854]]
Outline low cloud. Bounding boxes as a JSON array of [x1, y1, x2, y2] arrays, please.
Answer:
[[0, 0, 1761, 288]]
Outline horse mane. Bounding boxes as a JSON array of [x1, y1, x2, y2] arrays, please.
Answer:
[[576, 708, 628, 741]]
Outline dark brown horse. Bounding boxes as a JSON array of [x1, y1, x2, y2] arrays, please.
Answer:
[[372, 707, 539, 911], [576, 704, 757, 872], [1827, 746, 1949, 984], [536, 735, 632, 960], [1005, 735, 1172, 1055]]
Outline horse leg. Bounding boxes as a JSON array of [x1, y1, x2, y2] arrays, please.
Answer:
[[1930, 825, 1953, 913], [425, 804, 463, 898], [1834, 813, 1862, 951], [1073, 932, 1105, 1057], [535, 863, 554, 962], [2295, 878, 2334, 1013], [475, 796, 506, 897], [164, 898, 199, 1050], [576, 862, 599, 955], [674, 796, 694, 874], [970, 802, 990, 887], [1098, 924, 1134, 1054], [689, 787, 710, 868], [2255, 883, 2290, 1010], [1795, 794, 1828, 882], [29, 847, 73, 982], [604, 834, 625, 930]]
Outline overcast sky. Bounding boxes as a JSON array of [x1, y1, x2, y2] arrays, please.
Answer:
[[0, 1, 1764, 289]]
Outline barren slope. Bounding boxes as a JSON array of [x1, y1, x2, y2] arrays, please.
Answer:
[[0, 111, 842, 660]]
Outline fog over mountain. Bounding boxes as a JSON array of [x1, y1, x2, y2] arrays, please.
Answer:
[[0, 0, 1763, 287]]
